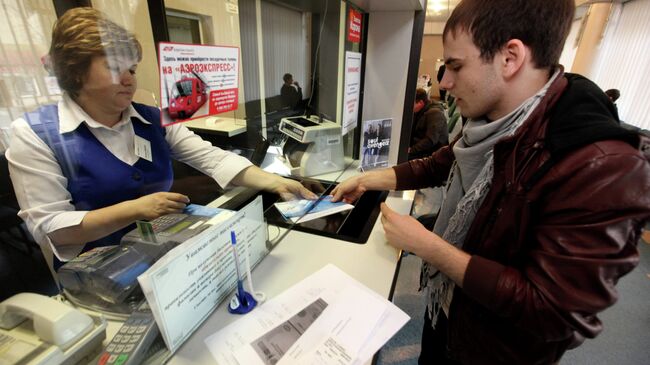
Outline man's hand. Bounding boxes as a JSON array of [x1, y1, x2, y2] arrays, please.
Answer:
[[380, 203, 471, 285], [133, 192, 190, 220], [331, 175, 365, 203], [380, 203, 435, 254], [331, 169, 397, 203], [275, 178, 318, 201]]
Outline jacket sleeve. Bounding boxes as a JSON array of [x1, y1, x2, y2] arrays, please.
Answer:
[[462, 144, 650, 341], [393, 142, 455, 190], [410, 109, 447, 154]]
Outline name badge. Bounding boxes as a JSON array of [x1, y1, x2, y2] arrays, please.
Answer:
[[134, 135, 153, 162]]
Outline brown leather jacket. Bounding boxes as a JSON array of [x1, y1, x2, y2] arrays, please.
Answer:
[[393, 73, 650, 364]]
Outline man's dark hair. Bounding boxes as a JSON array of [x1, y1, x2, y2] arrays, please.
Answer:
[[605, 89, 620, 102], [443, 0, 575, 68], [415, 88, 429, 103], [283, 73, 293, 83]]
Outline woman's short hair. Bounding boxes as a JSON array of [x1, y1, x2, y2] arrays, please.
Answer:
[[49, 7, 142, 98]]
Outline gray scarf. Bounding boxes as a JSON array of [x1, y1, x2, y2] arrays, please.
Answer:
[[421, 70, 560, 327]]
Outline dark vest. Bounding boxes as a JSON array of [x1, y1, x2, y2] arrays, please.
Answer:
[[24, 103, 173, 269]]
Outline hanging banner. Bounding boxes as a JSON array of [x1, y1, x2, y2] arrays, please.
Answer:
[[159, 42, 239, 126], [347, 9, 362, 43], [342, 51, 362, 136]]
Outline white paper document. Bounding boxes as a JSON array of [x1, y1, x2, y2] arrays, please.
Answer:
[[204, 264, 410, 365]]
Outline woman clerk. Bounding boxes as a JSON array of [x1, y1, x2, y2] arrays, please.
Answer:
[[6, 8, 314, 269]]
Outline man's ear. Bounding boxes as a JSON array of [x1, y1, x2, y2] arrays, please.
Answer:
[[500, 39, 527, 79]]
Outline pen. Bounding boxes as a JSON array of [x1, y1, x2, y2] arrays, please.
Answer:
[[230, 231, 247, 306]]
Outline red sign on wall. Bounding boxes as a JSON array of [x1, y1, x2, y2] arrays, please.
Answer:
[[347, 9, 362, 43]]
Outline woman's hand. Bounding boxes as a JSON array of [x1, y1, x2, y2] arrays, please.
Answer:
[[133, 192, 190, 220], [48, 192, 189, 247], [274, 178, 318, 201]]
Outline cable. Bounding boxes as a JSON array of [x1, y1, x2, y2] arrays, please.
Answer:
[[306, 0, 328, 115], [245, 248, 266, 303]]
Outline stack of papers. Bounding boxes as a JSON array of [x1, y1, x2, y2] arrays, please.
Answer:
[[204, 264, 410, 365], [274, 196, 354, 223]]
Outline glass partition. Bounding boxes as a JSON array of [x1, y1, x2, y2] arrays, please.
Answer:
[[1, 0, 373, 264], [135, 0, 368, 237], [0, 1, 59, 151]]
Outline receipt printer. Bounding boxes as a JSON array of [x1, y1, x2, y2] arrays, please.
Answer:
[[279, 115, 344, 177]]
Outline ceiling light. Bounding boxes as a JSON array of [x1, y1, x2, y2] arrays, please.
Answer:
[[427, 0, 446, 14]]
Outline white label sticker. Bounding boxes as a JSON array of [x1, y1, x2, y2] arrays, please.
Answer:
[[226, 3, 238, 14], [134, 135, 153, 162], [327, 136, 341, 145]]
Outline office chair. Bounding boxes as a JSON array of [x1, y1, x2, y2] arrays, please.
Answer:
[[0, 153, 36, 254]]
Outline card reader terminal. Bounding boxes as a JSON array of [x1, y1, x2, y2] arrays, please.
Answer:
[[97, 300, 160, 365], [121, 214, 211, 247]]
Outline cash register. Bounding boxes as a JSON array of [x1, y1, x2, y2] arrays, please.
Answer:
[[279, 115, 345, 177], [57, 207, 231, 315]]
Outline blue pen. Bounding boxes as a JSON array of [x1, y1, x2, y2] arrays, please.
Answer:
[[228, 231, 257, 314]]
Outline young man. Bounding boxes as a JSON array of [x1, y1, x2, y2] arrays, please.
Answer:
[[332, 0, 650, 363]]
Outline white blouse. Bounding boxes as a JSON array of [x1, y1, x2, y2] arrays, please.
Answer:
[[6, 94, 252, 260]]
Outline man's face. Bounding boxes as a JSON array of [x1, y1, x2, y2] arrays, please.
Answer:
[[414, 100, 424, 113], [440, 30, 503, 120]]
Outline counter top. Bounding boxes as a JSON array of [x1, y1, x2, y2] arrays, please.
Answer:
[[183, 116, 247, 137], [101, 163, 415, 364], [168, 189, 414, 364]]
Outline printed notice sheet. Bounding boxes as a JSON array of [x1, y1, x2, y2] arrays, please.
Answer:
[[204, 264, 410, 365], [138, 196, 267, 353]]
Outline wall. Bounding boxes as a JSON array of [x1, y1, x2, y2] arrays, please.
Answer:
[[571, 3, 612, 75], [418, 34, 443, 98], [362, 11, 414, 166]]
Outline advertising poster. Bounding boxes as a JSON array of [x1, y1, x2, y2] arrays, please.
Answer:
[[347, 9, 362, 43], [360, 118, 392, 171], [159, 42, 239, 126], [342, 51, 362, 136]]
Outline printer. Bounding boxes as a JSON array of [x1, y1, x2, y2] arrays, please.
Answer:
[[279, 115, 345, 177]]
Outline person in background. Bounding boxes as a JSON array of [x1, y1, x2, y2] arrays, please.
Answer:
[[605, 88, 620, 104], [605, 88, 621, 118], [437, 64, 447, 102], [408, 88, 448, 160], [6, 8, 315, 270], [332, 0, 650, 363], [281, 73, 303, 109]]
